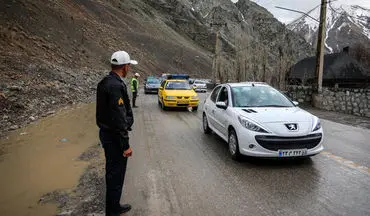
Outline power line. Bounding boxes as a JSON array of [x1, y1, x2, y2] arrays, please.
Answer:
[[286, 0, 340, 25], [275, 6, 319, 22], [328, 1, 368, 22], [288, 5, 321, 25]]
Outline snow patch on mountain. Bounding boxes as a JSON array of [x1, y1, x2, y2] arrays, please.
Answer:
[[288, 1, 370, 53]]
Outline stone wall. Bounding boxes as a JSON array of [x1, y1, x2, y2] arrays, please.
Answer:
[[286, 85, 370, 117], [285, 86, 313, 104]]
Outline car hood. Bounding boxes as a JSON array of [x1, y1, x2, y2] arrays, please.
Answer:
[[164, 90, 197, 97], [235, 107, 314, 123], [235, 107, 317, 136]]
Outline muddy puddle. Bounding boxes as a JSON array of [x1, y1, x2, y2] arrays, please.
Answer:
[[0, 103, 100, 216]]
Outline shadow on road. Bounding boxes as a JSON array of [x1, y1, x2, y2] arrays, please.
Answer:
[[205, 132, 315, 170]]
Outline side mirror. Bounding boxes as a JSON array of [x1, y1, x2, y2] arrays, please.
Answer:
[[216, 101, 227, 110], [159, 86, 164, 90], [193, 86, 197, 90], [293, 101, 299, 106]]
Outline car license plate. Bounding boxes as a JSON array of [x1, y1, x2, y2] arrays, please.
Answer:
[[278, 149, 307, 157], [178, 100, 188, 104]]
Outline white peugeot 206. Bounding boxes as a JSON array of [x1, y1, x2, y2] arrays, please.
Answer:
[[202, 82, 324, 160]]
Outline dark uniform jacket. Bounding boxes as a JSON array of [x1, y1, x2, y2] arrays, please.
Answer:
[[96, 72, 134, 136]]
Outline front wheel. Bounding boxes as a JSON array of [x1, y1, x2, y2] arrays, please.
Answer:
[[161, 98, 168, 111], [193, 106, 198, 111], [202, 113, 211, 134], [228, 129, 242, 161]]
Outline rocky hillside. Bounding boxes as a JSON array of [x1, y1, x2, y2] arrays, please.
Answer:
[[0, 0, 313, 134], [288, 2, 370, 53]]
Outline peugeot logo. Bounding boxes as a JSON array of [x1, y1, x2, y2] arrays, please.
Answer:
[[285, 123, 298, 131]]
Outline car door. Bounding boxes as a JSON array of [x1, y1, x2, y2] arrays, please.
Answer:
[[158, 80, 166, 101], [214, 86, 230, 138], [204, 85, 222, 130]]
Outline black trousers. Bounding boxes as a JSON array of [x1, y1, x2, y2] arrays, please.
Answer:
[[132, 91, 137, 107], [99, 129, 129, 215]]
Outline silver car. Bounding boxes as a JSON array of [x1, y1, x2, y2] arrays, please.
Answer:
[[193, 80, 207, 92]]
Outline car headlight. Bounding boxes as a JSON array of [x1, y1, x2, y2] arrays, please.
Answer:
[[312, 118, 321, 131], [238, 116, 269, 133], [166, 96, 176, 100], [191, 96, 199, 100]]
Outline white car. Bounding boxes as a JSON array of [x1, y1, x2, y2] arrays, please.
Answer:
[[193, 80, 207, 92], [202, 82, 324, 160]]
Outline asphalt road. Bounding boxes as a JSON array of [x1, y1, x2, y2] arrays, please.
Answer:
[[123, 91, 370, 216]]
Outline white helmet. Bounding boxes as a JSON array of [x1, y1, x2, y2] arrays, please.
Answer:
[[110, 51, 138, 65], [134, 73, 140, 77]]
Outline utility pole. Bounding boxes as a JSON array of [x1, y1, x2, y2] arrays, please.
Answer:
[[315, 0, 327, 93], [275, 3, 326, 93], [210, 22, 226, 84]]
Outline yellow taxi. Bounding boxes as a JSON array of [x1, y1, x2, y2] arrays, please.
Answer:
[[158, 79, 199, 111]]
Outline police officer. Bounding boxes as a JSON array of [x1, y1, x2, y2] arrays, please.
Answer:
[[96, 50, 138, 216], [131, 73, 140, 108]]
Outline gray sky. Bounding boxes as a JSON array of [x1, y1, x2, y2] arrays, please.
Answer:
[[231, 0, 370, 24]]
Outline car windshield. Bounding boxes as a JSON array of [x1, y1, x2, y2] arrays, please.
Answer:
[[195, 81, 205, 84], [147, 79, 160, 84], [165, 81, 191, 90], [232, 86, 294, 107]]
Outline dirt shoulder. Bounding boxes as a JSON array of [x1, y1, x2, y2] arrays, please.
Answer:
[[0, 103, 103, 216]]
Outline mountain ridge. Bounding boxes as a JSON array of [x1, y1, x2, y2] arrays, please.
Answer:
[[0, 0, 313, 133], [288, 1, 370, 53]]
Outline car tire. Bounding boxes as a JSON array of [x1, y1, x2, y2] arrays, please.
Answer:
[[193, 106, 198, 111], [202, 113, 212, 134], [161, 98, 168, 111], [228, 129, 242, 161]]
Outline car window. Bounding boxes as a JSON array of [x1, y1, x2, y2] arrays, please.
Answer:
[[165, 81, 191, 90], [161, 81, 166, 88], [210, 86, 222, 103], [147, 79, 160, 84], [231, 86, 294, 107], [217, 87, 229, 106]]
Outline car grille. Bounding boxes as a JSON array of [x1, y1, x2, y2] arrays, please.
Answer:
[[177, 104, 189, 107], [255, 133, 322, 151]]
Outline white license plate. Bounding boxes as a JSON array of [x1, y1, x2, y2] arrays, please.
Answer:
[[278, 149, 307, 157]]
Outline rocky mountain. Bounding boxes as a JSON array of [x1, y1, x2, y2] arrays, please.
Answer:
[[288, 1, 370, 53], [0, 0, 313, 134]]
